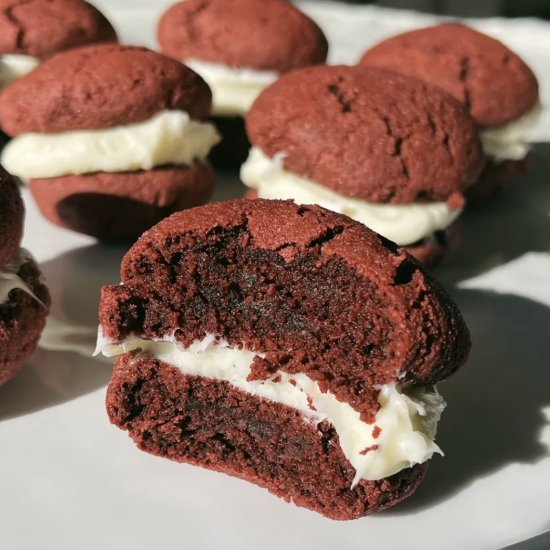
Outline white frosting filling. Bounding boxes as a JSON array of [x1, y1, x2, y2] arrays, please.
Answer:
[[185, 59, 278, 117], [97, 332, 445, 486], [1, 110, 221, 179], [480, 102, 543, 163], [0, 54, 40, 88], [240, 147, 460, 246], [0, 249, 42, 305]]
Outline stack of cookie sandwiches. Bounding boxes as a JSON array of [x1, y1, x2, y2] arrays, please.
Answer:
[[0, 166, 50, 386], [0, 44, 220, 242], [241, 65, 484, 264], [359, 23, 541, 201], [96, 198, 471, 519], [158, 0, 328, 166], [0, 0, 117, 90]]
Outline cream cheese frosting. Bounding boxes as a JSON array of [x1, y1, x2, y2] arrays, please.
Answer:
[[240, 147, 460, 246], [0, 54, 40, 88], [0, 249, 42, 305], [185, 59, 278, 117], [1, 110, 221, 179], [480, 102, 543, 163], [96, 331, 445, 486]]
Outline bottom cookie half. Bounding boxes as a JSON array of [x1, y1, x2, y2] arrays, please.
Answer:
[[107, 352, 429, 520], [29, 162, 214, 242]]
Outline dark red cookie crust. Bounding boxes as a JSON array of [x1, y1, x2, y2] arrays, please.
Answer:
[[359, 23, 539, 128], [29, 162, 215, 242], [0, 0, 117, 59], [107, 353, 430, 520], [246, 65, 484, 204], [100, 199, 470, 420], [0, 44, 212, 136], [0, 165, 24, 266], [158, 0, 328, 73], [0, 254, 50, 386]]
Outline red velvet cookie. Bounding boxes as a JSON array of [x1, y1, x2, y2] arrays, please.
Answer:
[[0, 44, 211, 135], [359, 23, 538, 128], [243, 65, 483, 262], [0, 251, 50, 386], [0, 45, 218, 242], [98, 198, 470, 519], [0, 0, 117, 59], [0, 164, 23, 266], [359, 24, 540, 201], [158, 0, 328, 73], [158, 0, 328, 169], [247, 65, 482, 203]]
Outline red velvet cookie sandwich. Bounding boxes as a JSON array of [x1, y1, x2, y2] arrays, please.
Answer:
[[158, 0, 328, 166], [0, 0, 117, 89], [96, 198, 470, 520], [359, 24, 541, 201], [0, 166, 50, 386], [0, 44, 220, 242], [241, 65, 484, 264]]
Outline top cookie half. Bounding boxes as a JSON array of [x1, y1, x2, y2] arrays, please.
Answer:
[[158, 0, 328, 72], [359, 23, 539, 128], [0, 44, 212, 135]]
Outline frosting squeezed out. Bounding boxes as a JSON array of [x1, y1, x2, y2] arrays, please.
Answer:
[[0, 249, 43, 305], [1, 110, 221, 179], [97, 331, 445, 486], [480, 102, 542, 162], [185, 59, 278, 117], [0, 54, 40, 88], [240, 147, 460, 246]]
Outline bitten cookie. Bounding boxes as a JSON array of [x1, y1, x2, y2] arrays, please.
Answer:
[[359, 23, 540, 200], [0, 44, 220, 242], [158, 0, 328, 166], [96, 199, 470, 520], [0, 0, 117, 88], [0, 167, 50, 386], [241, 65, 484, 263]]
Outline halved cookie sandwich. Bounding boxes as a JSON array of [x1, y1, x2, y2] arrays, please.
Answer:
[[97, 198, 470, 519], [0, 44, 220, 241]]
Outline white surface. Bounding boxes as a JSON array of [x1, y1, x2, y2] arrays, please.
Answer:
[[1, 2, 549, 550]]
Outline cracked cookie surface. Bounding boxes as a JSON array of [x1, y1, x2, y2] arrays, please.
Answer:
[[359, 23, 539, 127], [158, 0, 328, 72], [246, 65, 484, 204], [0, 0, 117, 59]]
